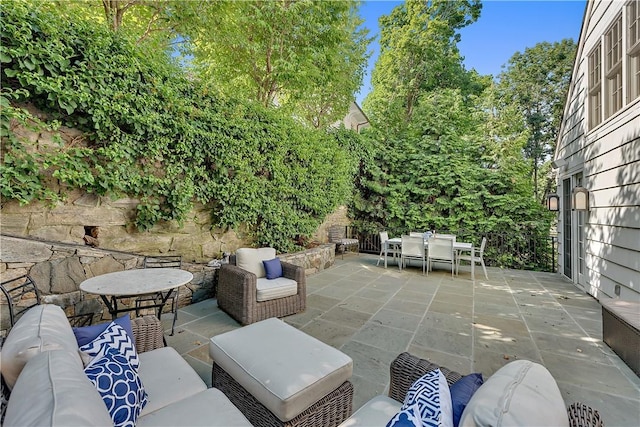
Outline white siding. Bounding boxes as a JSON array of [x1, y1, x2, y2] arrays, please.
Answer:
[[554, 0, 640, 303]]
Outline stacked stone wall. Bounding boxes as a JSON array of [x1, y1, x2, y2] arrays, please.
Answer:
[[0, 235, 335, 333]]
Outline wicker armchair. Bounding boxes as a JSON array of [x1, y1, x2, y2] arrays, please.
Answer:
[[388, 353, 603, 427], [130, 315, 166, 354], [217, 255, 306, 326]]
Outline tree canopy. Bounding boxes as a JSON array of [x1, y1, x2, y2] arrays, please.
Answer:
[[496, 39, 577, 202]]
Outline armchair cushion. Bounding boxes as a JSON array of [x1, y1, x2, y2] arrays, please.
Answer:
[[4, 350, 113, 427], [263, 257, 283, 279], [459, 360, 568, 427], [1, 304, 81, 390], [236, 248, 277, 278], [256, 277, 298, 302]]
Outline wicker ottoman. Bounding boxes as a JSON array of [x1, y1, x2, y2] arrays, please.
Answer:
[[209, 318, 354, 427], [601, 298, 640, 376]]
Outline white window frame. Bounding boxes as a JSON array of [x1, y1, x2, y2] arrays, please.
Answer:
[[588, 43, 602, 129], [627, 0, 640, 101], [605, 14, 623, 119]]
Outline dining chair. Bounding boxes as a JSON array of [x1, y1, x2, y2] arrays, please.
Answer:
[[456, 237, 488, 279], [435, 234, 456, 242], [1, 274, 41, 334], [137, 255, 183, 335], [427, 237, 455, 277], [400, 235, 426, 274], [377, 231, 399, 266]]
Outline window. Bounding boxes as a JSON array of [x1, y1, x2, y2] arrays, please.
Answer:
[[605, 15, 623, 118], [628, 0, 640, 101], [588, 44, 602, 129]]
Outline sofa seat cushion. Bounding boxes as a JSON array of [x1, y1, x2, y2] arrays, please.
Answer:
[[4, 350, 113, 427], [136, 388, 251, 426], [138, 347, 207, 416], [210, 317, 353, 421], [1, 304, 81, 389], [256, 277, 298, 302], [338, 395, 402, 427], [459, 360, 568, 427], [236, 247, 277, 278]]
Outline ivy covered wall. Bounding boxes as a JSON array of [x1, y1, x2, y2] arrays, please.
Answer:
[[1, 1, 363, 255]]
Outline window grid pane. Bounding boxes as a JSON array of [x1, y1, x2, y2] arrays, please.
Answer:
[[628, 1, 640, 101], [588, 43, 602, 129], [628, 1, 640, 49], [606, 17, 622, 72], [606, 16, 623, 118]]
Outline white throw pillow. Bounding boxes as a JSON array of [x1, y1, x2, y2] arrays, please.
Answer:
[[459, 360, 569, 427]]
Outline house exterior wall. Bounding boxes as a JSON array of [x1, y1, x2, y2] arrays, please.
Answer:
[[554, 0, 640, 302]]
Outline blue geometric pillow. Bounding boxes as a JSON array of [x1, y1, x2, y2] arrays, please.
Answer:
[[84, 346, 147, 427], [79, 322, 140, 370], [386, 403, 423, 427], [73, 315, 135, 347], [403, 369, 453, 427]]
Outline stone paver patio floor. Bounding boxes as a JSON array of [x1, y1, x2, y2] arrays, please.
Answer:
[[165, 254, 640, 426]]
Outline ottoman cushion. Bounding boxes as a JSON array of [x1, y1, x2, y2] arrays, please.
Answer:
[[210, 317, 353, 422]]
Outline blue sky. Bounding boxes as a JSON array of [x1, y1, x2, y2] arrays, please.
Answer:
[[356, 0, 587, 105]]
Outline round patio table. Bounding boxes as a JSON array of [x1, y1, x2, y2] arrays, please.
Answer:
[[80, 268, 193, 319]]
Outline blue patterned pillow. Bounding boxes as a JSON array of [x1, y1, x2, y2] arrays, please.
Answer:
[[84, 346, 147, 427], [386, 403, 423, 427], [79, 322, 140, 370], [402, 369, 453, 427], [74, 315, 135, 347]]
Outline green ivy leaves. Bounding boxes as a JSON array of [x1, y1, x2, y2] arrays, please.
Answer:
[[1, 1, 360, 253]]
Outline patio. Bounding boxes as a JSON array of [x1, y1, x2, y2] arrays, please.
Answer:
[[165, 254, 640, 427]]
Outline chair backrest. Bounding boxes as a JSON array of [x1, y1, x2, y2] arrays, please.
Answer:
[[436, 234, 456, 243], [144, 255, 182, 269], [409, 232, 423, 237], [479, 237, 487, 254], [428, 237, 454, 261], [401, 235, 425, 258], [379, 231, 389, 243], [329, 225, 346, 241], [1, 274, 41, 329]]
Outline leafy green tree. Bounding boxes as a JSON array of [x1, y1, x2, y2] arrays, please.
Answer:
[[191, 0, 371, 127], [364, 0, 482, 124], [496, 39, 577, 202]]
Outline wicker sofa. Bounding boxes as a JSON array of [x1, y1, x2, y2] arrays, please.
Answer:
[[217, 248, 306, 325], [340, 352, 603, 427], [1, 304, 251, 426]]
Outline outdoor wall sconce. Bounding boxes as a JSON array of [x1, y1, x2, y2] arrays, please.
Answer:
[[572, 187, 589, 211], [547, 193, 560, 211]]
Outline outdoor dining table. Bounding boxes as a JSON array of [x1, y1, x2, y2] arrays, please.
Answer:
[[79, 268, 193, 320], [384, 237, 474, 279]]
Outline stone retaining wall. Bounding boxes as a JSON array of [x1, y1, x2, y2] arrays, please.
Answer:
[[0, 235, 335, 331]]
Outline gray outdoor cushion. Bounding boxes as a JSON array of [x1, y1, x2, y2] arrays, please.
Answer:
[[235, 247, 277, 278], [138, 346, 208, 416], [338, 395, 402, 427], [1, 304, 81, 389], [4, 350, 112, 427], [210, 317, 353, 422], [256, 277, 298, 302], [459, 360, 568, 427], [137, 388, 252, 426]]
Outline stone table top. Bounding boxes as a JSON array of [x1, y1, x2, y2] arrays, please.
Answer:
[[80, 268, 193, 296]]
